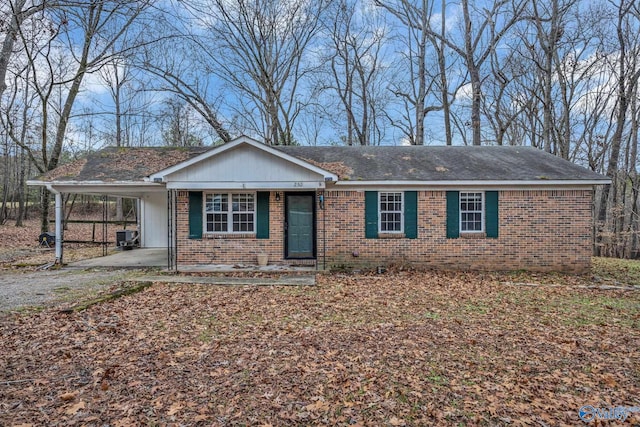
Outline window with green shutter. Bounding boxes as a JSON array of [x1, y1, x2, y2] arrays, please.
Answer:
[[365, 191, 417, 238], [447, 190, 499, 238]]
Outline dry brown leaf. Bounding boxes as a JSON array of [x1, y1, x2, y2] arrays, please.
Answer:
[[389, 416, 406, 426], [167, 402, 183, 416], [59, 392, 77, 401], [304, 400, 330, 411], [65, 401, 85, 415], [1, 269, 638, 426]]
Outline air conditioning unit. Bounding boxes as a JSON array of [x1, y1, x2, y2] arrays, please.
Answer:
[[116, 230, 138, 249]]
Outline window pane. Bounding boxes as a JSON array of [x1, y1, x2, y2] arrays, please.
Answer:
[[205, 211, 228, 232], [460, 193, 484, 232], [214, 213, 227, 232], [232, 213, 254, 232], [206, 194, 226, 212], [232, 194, 254, 212], [205, 193, 259, 233], [379, 192, 403, 233], [206, 213, 214, 232], [208, 194, 227, 212]]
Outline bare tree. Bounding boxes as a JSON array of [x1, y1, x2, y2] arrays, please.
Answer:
[[181, 0, 328, 145], [423, 0, 525, 145], [376, 0, 459, 145], [597, 0, 640, 256], [0, 0, 40, 101], [133, 7, 232, 145], [160, 97, 205, 147], [481, 47, 530, 146], [6, 1, 155, 231], [317, 0, 391, 146], [100, 56, 133, 148]]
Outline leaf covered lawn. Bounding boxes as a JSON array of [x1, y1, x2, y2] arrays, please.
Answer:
[[1, 271, 639, 426]]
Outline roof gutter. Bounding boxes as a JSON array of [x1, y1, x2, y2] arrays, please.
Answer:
[[333, 179, 611, 187], [27, 180, 165, 187]]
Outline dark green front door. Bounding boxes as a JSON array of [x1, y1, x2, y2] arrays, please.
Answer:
[[285, 193, 315, 259]]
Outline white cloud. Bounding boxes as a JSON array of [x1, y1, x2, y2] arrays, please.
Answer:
[[457, 82, 473, 102], [430, 3, 462, 34]]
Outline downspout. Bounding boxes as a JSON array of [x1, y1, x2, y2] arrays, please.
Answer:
[[47, 185, 63, 265]]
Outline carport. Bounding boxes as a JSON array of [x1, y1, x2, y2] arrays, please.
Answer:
[[26, 181, 168, 267], [27, 147, 208, 265], [27, 146, 209, 269]]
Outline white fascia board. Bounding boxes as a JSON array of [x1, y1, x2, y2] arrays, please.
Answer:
[[28, 180, 165, 188], [28, 180, 166, 195], [26, 180, 50, 187], [148, 136, 338, 182], [166, 181, 327, 190], [333, 179, 610, 188]]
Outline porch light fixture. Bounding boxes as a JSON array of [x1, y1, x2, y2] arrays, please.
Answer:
[[275, 192, 281, 201]]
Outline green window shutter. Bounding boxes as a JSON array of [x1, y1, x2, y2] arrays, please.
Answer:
[[364, 191, 378, 239], [485, 191, 499, 238], [188, 191, 203, 239], [256, 191, 270, 239], [446, 191, 460, 239], [404, 191, 418, 239]]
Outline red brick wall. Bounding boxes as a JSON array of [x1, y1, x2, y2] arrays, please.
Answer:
[[176, 189, 593, 272], [176, 191, 285, 265], [319, 189, 593, 273]]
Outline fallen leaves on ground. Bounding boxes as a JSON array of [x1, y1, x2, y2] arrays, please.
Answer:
[[1, 270, 639, 426], [0, 219, 121, 270]]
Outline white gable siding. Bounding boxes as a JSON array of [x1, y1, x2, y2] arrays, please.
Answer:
[[164, 145, 323, 183]]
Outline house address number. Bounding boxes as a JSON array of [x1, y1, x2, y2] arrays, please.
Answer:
[[293, 182, 303, 187]]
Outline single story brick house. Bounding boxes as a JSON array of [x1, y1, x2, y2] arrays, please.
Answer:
[[29, 136, 609, 272]]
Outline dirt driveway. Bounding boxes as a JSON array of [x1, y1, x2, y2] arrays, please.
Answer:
[[0, 268, 138, 312]]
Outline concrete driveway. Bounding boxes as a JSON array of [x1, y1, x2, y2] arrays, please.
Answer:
[[0, 268, 139, 312], [69, 248, 167, 268]]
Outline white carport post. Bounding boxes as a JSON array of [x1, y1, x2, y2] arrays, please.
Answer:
[[55, 191, 63, 264], [47, 185, 63, 264]]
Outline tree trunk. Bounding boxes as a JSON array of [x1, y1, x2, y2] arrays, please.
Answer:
[[41, 188, 50, 233], [15, 146, 26, 226], [437, 3, 452, 147], [597, 3, 634, 254], [462, 0, 482, 146], [0, 139, 9, 224], [0, 0, 28, 100]]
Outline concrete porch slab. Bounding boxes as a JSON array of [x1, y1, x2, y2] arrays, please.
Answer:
[[133, 274, 316, 286], [176, 264, 319, 273], [67, 248, 321, 273]]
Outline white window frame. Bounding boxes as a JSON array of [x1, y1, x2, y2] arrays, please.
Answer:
[[459, 191, 484, 233], [204, 192, 256, 234], [378, 191, 404, 234]]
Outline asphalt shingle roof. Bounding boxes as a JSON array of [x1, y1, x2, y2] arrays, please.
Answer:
[[276, 145, 606, 181], [35, 144, 606, 183], [37, 146, 209, 182]]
